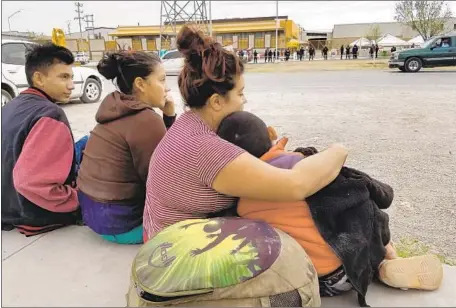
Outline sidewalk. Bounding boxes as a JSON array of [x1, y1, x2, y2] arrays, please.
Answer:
[[2, 226, 455, 307]]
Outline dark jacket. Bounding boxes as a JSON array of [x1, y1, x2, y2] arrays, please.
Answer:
[[1, 88, 80, 235], [295, 147, 392, 307]]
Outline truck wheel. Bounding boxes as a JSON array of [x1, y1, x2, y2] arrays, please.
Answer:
[[81, 78, 102, 104], [405, 57, 422, 72], [2, 89, 13, 107], [399, 66, 406, 72]]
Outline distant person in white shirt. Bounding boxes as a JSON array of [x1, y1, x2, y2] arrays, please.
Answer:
[[440, 39, 450, 48]]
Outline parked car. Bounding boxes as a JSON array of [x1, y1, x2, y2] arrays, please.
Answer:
[[389, 33, 456, 72], [75, 52, 89, 65], [161, 45, 237, 76], [2, 40, 104, 107], [161, 49, 184, 76]]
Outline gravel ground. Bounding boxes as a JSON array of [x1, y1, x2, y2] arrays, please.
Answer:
[[63, 69, 456, 259]]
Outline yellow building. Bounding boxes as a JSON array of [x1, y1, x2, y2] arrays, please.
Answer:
[[109, 16, 300, 51]]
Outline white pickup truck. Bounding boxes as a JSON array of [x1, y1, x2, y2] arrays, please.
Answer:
[[2, 40, 104, 107]]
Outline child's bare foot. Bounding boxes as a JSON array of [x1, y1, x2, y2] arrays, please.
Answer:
[[378, 255, 443, 291]]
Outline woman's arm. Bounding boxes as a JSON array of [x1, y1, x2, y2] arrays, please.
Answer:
[[212, 144, 347, 202]]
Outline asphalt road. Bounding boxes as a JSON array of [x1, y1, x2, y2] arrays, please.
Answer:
[[63, 69, 456, 259]]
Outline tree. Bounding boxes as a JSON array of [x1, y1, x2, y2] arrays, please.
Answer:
[[27, 31, 47, 39], [365, 25, 382, 41], [394, 1, 453, 41]]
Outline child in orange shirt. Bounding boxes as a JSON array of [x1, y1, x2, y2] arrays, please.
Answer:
[[217, 111, 442, 306]]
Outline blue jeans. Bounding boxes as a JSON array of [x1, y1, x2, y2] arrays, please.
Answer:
[[74, 135, 89, 176]]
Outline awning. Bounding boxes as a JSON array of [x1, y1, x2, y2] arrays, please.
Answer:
[[407, 35, 425, 45], [377, 34, 408, 47], [349, 37, 372, 47]]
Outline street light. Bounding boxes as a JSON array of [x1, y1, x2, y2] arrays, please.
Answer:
[[8, 10, 22, 31], [209, 1, 212, 37], [275, 1, 278, 62]]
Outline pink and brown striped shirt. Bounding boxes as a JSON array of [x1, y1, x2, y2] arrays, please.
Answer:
[[143, 111, 245, 240]]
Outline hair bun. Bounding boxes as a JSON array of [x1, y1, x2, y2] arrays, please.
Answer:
[[97, 53, 120, 80], [177, 25, 212, 58]]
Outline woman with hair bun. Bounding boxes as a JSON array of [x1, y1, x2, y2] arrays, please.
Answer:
[[142, 25, 348, 242], [77, 51, 176, 244]]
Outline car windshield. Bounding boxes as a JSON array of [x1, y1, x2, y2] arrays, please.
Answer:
[[162, 50, 183, 60], [422, 38, 437, 48]]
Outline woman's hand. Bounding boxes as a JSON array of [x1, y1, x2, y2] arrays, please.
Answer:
[[329, 143, 348, 163], [160, 95, 176, 117]]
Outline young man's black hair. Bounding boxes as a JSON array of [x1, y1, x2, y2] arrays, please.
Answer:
[[25, 43, 74, 86]]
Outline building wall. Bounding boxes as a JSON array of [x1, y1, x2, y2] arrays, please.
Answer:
[[109, 16, 297, 50], [116, 38, 133, 50], [111, 30, 287, 50], [281, 20, 299, 40], [66, 40, 79, 52], [333, 18, 456, 42], [333, 22, 417, 40], [67, 27, 115, 40], [64, 18, 456, 55]]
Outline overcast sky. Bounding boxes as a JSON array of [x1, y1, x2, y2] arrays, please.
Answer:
[[2, 1, 456, 34]]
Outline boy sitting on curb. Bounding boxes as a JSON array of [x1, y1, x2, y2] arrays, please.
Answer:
[[217, 111, 443, 306]]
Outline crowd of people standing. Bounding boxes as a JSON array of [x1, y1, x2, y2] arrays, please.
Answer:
[[243, 41, 401, 64]]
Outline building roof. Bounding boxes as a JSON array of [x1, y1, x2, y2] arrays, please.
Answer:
[[333, 18, 456, 39], [67, 27, 116, 36], [1, 31, 51, 40], [89, 27, 116, 30], [166, 15, 290, 25], [110, 16, 290, 37]]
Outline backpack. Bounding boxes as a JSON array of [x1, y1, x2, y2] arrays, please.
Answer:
[[126, 217, 321, 307]]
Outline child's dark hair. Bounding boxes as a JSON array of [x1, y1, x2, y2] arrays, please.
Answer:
[[177, 25, 244, 108], [97, 51, 161, 95], [25, 43, 74, 86], [217, 111, 271, 158]]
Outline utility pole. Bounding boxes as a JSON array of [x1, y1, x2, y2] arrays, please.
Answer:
[[66, 20, 72, 35], [74, 2, 84, 40], [275, 0, 278, 62], [209, 1, 212, 37], [84, 14, 95, 39]]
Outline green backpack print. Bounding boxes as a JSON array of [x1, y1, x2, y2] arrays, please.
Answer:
[[127, 217, 321, 307]]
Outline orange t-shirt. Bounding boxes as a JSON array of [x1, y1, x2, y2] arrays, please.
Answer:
[[237, 138, 342, 276]]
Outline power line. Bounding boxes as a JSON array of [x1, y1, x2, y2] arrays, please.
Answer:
[[159, 1, 210, 51], [74, 2, 84, 40]]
